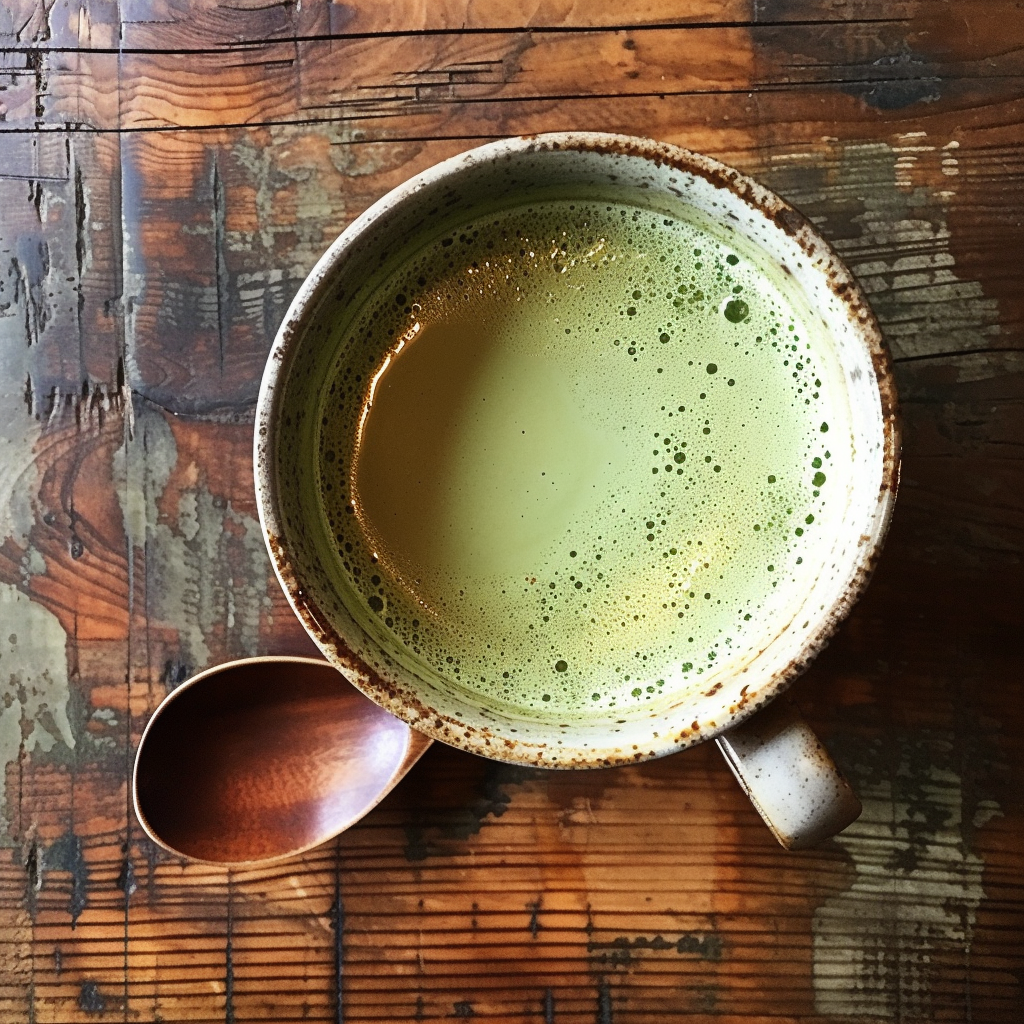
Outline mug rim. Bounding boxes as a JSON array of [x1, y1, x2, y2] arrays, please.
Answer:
[[254, 132, 900, 768]]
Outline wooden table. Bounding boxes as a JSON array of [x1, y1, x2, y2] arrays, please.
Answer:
[[1, 1, 1021, 1020]]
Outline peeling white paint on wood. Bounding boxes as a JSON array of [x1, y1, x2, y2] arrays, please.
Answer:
[[766, 140, 1002, 383], [115, 403, 272, 674], [813, 747, 999, 1019], [0, 583, 75, 845]]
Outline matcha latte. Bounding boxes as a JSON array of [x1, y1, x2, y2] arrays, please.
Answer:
[[314, 200, 851, 718]]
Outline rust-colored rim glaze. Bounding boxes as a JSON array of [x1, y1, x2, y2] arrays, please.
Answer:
[[254, 133, 901, 769]]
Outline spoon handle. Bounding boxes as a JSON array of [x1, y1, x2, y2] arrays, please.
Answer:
[[400, 729, 434, 775]]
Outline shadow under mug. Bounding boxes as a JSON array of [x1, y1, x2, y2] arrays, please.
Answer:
[[254, 133, 900, 850]]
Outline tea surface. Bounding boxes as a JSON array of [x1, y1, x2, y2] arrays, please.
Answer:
[[317, 200, 850, 717]]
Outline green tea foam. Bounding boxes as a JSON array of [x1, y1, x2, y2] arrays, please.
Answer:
[[316, 200, 851, 717]]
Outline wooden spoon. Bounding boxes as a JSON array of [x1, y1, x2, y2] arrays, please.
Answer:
[[132, 657, 433, 866]]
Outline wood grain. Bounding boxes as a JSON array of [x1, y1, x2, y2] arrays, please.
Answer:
[[0, 0, 1022, 1021]]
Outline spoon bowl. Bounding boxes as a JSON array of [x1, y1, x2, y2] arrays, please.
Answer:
[[133, 657, 432, 866]]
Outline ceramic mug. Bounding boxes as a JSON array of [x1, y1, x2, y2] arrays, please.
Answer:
[[254, 133, 900, 849]]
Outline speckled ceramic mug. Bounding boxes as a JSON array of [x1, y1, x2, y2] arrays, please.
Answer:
[[255, 134, 900, 849]]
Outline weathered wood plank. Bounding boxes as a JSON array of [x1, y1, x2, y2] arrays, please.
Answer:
[[2, 0, 924, 56], [3, 14, 1020, 134]]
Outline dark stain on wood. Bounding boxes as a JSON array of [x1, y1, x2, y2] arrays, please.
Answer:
[[401, 752, 541, 860], [543, 988, 555, 1023], [23, 839, 42, 918], [842, 47, 942, 109], [225, 889, 235, 1024], [140, 835, 162, 905], [161, 659, 192, 689], [332, 843, 344, 1024], [527, 898, 541, 938], [589, 932, 724, 967], [596, 979, 613, 1024], [44, 831, 88, 928], [117, 858, 137, 903], [77, 981, 106, 1015], [73, 158, 86, 337], [211, 154, 229, 376], [23, 48, 43, 120]]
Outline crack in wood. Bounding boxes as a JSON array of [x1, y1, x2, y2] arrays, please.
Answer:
[[73, 155, 87, 348], [596, 979, 613, 1024], [332, 843, 344, 1024], [225, 882, 235, 1024], [543, 988, 556, 1023], [892, 345, 1024, 363], [211, 155, 228, 376]]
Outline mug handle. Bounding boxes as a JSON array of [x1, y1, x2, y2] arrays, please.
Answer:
[[715, 696, 861, 850]]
